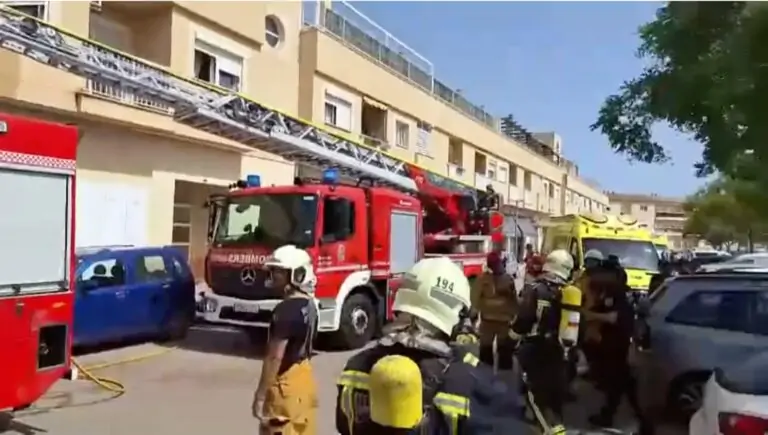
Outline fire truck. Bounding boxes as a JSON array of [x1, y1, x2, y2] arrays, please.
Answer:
[[0, 113, 78, 411], [0, 7, 503, 349]]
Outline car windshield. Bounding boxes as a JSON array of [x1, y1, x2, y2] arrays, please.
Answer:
[[583, 238, 659, 272], [213, 194, 318, 248]]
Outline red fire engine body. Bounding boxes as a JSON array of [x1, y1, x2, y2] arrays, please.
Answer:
[[0, 113, 77, 411], [199, 167, 503, 349]]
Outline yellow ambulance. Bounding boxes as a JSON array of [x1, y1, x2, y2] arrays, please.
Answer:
[[541, 212, 659, 290]]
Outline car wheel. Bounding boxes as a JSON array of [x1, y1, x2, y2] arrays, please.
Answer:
[[667, 373, 709, 421], [160, 312, 192, 342], [334, 293, 376, 350]]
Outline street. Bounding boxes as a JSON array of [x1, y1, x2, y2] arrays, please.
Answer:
[[2, 325, 685, 435]]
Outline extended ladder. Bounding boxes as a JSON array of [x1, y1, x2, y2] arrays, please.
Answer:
[[0, 7, 478, 196]]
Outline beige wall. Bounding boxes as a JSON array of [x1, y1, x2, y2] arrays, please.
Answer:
[[297, 28, 608, 213]]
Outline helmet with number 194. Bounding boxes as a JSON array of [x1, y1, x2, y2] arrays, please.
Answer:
[[392, 257, 472, 336]]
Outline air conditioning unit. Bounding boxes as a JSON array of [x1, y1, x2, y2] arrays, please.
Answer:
[[90, 1, 102, 12]]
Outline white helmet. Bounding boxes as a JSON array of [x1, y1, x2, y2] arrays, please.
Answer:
[[584, 249, 604, 261], [542, 249, 575, 281], [391, 257, 471, 336], [264, 245, 317, 292]]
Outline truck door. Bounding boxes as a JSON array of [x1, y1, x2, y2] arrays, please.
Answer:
[[74, 256, 131, 345], [206, 194, 227, 243], [316, 192, 368, 299], [126, 251, 174, 335]]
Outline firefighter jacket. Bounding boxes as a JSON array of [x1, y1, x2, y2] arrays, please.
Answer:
[[510, 275, 563, 341], [335, 336, 536, 435], [470, 272, 518, 323]]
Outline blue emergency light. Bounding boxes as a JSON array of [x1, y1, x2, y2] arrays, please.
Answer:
[[322, 168, 340, 185], [245, 174, 261, 187]]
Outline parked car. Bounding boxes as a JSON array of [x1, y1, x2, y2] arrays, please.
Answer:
[[74, 245, 196, 347], [698, 253, 768, 273], [634, 273, 768, 421], [689, 351, 768, 434]]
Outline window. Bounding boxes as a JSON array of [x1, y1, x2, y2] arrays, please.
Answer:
[[79, 258, 126, 289], [640, 205, 649, 212], [509, 165, 518, 186], [264, 15, 284, 48], [548, 182, 555, 198], [498, 166, 508, 183], [322, 197, 355, 243], [395, 121, 409, 149], [667, 291, 753, 333], [194, 41, 243, 91], [170, 255, 192, 279], [135, 255, 170, 283], [523, 171, 532, 191], [324, 94, 352, 130], [487, 161, 497, 180], [4, 1, 47, 19]]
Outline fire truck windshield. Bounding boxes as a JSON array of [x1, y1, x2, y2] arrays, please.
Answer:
[[213, 193, 318, 248], [0, 168, 72, 295]]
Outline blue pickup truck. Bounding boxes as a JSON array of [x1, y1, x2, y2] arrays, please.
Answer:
[[74, 246, 196, 347]]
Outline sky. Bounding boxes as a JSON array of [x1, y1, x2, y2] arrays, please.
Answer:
[[340, 1, 705, 197]]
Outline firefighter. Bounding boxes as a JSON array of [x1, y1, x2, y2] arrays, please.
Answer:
[[525, 253, 545, 283], [335, 256, 535, 435], [510, 249, 578, 435], [252, 245, 319, 435], [470, 250, 518, 373]]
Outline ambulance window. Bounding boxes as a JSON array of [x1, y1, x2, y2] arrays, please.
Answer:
[[570, 239, 581, 266], [322, 197, 355, 242]]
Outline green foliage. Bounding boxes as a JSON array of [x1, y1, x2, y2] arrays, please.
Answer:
[[591, 2, 768, 182], [683, 177, 768, 248]]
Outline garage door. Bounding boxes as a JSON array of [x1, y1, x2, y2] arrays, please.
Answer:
[[76, 180, 148, 248]]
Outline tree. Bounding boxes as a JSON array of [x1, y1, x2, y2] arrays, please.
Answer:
[[591, 3, 768, 202], [683, 177, 768, 250]]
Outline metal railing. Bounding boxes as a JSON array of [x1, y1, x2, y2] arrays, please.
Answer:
[[82, 45, 174, 114], [309, 1, 497, 129]]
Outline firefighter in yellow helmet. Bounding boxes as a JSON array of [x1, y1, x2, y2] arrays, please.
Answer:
[[252, 245, 319, 435], [335, 256, 536, 435], [510, 249, 578, 435]]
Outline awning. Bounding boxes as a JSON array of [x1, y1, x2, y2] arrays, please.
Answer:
[[363, 96, 388, 111]]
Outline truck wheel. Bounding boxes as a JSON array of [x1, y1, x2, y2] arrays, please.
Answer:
[[336, 293, 376, 349]]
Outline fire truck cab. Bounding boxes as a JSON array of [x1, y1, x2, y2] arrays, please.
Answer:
[[199, 169, 494, 349], [0, 113, 77, 412]]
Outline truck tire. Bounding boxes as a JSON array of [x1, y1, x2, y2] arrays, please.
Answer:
[[335, 293, 377, 349]]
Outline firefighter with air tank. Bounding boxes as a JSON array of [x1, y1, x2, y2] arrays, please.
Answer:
[[510, 249, 583, 435]]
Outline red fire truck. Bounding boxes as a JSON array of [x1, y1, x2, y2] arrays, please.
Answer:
[[0, 113, 77, 411], [198, 167, 503, 349]]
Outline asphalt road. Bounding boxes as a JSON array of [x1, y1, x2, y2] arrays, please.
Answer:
[[1, 325, 685, 435]]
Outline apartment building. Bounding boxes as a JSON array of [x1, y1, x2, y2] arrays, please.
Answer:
[[0, 0, 608, 266], [607, 192, 688, 249]]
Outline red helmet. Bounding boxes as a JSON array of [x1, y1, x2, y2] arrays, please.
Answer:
[[486, 251, 504, 273]]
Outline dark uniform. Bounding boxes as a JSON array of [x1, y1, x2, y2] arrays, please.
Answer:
[[335, 340, 536, 435], [470, 269, 518, 369], [511, 276, 568, 432]]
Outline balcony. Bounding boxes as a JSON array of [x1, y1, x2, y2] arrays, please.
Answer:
[[83, 2, 174, 114], [309, 0, 496, 129], [446, 163, 466, 180]]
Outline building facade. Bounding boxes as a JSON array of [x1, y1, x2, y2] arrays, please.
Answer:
[[1, 0, 609, 271], [606, 192, 689, 249]]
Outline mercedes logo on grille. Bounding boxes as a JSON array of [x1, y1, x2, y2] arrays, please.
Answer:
[[240, 267, 257, 286]]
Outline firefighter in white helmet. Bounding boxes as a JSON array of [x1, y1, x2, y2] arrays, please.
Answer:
[[335, 256, 535, 435], [252, 245, 319, 435], [510, 249, 581, 435]]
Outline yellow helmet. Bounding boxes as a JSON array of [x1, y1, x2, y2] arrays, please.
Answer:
[[369, 355, 423, 429], [391, 257, 471, 336], [542, 249, 574, 281]]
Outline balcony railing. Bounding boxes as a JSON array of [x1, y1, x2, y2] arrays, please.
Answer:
[[81, 46, 174, 114], [308, 1, 496, 129]]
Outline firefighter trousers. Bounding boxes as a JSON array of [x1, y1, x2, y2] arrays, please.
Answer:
[[261, 359, 318, 435], [478, 320, 515, 370]]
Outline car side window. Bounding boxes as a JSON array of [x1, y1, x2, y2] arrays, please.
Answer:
[[751, 291, 768, 336], [79, 258, 126, 289], [322, 197, 355, 243], [666, 290, 753, 333], [170, 255, 191, 279], [135, 254, 170, 283]]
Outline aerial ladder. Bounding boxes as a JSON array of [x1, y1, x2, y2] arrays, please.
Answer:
[[0, 7, 503, 248]]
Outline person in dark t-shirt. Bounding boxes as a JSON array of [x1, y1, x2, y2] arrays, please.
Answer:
[[252, 245, 318, 435]]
